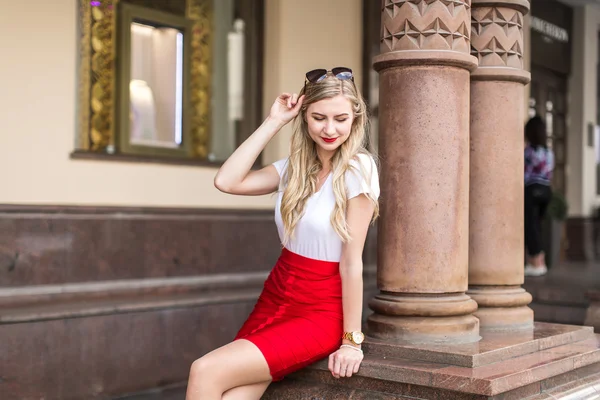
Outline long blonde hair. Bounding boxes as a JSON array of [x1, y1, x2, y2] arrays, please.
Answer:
[[279, 76, 379, 245]]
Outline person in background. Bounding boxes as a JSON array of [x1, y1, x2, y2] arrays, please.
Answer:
[[524, 115, 554, 277]]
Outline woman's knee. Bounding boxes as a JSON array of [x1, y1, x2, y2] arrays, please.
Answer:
[[189, 355, 219, 386], [186, 355, 230, 399]]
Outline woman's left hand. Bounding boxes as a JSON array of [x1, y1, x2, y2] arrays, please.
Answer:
[[328, 346, 363, 378]]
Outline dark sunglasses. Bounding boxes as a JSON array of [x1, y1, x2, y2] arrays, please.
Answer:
[[304, 67, 354, 84]]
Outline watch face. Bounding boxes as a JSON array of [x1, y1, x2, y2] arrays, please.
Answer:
[[352, 331, 364, 344]]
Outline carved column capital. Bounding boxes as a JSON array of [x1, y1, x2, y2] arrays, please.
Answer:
[[381, 0, 472, 53], [378, 1, 477, 70], [471, 0, 529, 13], [470, 0, 530, 81]]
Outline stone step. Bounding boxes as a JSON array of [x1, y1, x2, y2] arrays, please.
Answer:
[[525, 372, 600, 399], [364, 321, 596, 367], [265, 334, 600, 399], [113, 330, 600, 400]]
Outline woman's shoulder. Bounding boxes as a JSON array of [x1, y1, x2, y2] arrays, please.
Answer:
[[348, 153, 378, 178], [272, 157, 290, 177], [349, 152, 377, 169], [345, 152, 380, 200]]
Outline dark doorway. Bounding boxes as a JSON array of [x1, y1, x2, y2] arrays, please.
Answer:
[[528, 67, 568, 196]]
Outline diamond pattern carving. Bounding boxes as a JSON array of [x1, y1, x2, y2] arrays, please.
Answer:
[[381, 0, 471, 52], [384, 0, 470, 17], [471, 7, 524, 68]]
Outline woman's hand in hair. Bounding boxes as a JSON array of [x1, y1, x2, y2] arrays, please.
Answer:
[[269, 93, 304, 125]]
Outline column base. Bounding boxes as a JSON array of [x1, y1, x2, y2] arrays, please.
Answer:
[[474, 306, 534, 331], [468, 285, 534, 331], [367, 292, 480, 345], [366, 313, 481, 345]]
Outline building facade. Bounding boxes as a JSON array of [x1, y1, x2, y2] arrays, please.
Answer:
[[1, 0, 599, 398], [528, 0, 600, 261]]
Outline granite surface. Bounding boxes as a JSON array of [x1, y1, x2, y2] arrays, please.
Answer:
[[290, 332, 600, 397], [364, 322, 595, 367], [113, 327, 600, 399]]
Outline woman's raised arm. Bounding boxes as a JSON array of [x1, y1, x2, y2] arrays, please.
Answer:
[[214, 93, 304, 196]]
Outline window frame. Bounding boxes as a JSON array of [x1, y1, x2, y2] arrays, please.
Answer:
[[74, 0, 265, 166], [115, 2, 193, 158], [234, 0, 264, 156]]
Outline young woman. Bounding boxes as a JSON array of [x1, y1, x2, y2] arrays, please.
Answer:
[[185, 67, 380, 400], [524, 115, 554, 276]]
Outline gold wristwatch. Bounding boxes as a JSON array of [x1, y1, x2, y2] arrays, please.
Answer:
[[342, 331, 365, 346]]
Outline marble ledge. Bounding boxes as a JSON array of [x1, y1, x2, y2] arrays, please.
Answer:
[[300, 335, 600, 397], [363, 322, 595, 367]]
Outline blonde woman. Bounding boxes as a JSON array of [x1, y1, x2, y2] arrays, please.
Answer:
[[186, 67, 380, 400]]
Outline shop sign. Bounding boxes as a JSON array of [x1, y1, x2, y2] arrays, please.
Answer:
[[531, 16, 569, 43]]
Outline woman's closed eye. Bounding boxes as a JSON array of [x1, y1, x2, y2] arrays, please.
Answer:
[[313, 117, 348, 123]]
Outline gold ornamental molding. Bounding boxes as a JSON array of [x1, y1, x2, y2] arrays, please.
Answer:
[[187, 0, 212, 159], [77, 0, 212, 158], [76, 1, 93, 151]]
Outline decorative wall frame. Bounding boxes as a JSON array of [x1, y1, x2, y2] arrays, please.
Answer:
[[76, 0, 212, 158]]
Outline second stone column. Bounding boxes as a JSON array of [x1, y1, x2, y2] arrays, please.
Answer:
[[467, 0, 533, 331], [367, 0, 480, 344]]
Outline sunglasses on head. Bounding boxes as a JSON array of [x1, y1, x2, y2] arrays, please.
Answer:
[[304, 67, 354, 84]]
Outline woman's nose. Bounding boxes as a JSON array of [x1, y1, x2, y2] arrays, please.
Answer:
[[324, 121, 336, 135]]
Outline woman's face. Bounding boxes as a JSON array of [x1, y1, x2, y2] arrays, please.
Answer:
[[305, 95, 354, 156]]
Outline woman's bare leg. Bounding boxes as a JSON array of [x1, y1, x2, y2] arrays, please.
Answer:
[[186, 339, 272, 400], [222, 381, 271, 400]]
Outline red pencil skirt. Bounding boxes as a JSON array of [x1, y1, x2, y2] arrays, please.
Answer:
[[234, 247, 343, 381]]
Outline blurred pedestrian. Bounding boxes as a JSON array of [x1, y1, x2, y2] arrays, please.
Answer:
[[524, 115, 554, 276]]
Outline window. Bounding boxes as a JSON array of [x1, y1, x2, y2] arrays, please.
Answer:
[[116, 3, 191, 157], [75, 0, 264, 163], [208, 0, 264, 162]]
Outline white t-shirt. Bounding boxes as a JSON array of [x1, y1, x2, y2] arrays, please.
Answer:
[[273, 153, 380, 262]]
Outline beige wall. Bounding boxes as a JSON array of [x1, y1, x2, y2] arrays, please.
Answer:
[[0, 0, 363, 208], [568, 5, 600, 217], [262, 0, 364, 165]]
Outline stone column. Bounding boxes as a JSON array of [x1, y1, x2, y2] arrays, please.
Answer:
[[467, 0, 533, 331], [367, 0, 480, 344]]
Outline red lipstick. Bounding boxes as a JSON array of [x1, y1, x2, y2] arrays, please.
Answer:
[[322, 137, 337, 143]]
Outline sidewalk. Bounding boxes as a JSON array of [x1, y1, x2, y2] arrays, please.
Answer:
[[525, 260, 600, 326]]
